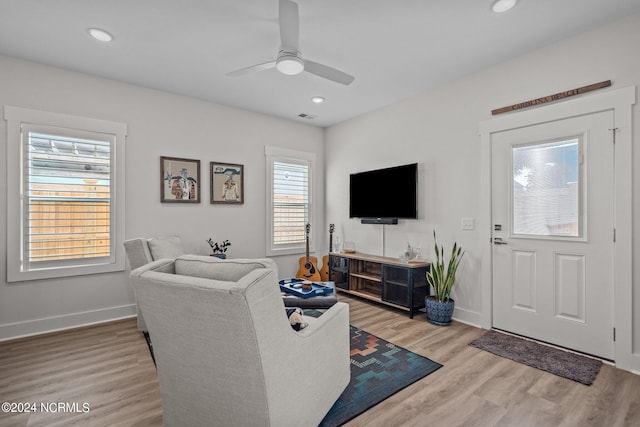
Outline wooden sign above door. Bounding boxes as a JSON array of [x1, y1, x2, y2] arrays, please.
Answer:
[[491, 80, 611, 115]]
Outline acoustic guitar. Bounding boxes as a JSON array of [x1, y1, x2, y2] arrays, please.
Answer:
[[319, 224, 334, 281], [296, 223, 321, 281]]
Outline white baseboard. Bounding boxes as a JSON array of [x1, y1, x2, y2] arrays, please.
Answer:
[[452, 306, 482, 328], [0, 304, 137, 342]]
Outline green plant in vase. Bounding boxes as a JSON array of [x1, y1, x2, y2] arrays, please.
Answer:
[[425, 230, 464, 325]]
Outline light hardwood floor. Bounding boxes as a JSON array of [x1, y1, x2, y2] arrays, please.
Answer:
[[1, 294, 639, 426]]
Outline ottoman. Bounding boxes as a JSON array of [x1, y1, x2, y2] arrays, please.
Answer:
[[281, 281, 338, 309]]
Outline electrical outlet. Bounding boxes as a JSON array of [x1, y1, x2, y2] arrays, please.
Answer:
[[462, 218, 475, 230]]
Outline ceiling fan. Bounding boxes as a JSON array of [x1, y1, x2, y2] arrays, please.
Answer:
[[226, 0, 355, 85]]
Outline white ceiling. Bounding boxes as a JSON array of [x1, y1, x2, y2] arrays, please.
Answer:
[[2, 0, 639, 127]]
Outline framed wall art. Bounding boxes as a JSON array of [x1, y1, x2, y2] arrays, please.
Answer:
[[211, 162, 244, 204], [160, 156, 201, 203]]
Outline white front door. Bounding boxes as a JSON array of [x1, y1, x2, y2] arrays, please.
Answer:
[[491, 110, 614, 360]]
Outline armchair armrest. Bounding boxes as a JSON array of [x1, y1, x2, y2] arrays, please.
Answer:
[[130, 258, 176, 277], [260, 302, 350, 426]]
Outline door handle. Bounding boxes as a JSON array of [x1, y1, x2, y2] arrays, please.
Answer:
[[493, 238, 507, 245]]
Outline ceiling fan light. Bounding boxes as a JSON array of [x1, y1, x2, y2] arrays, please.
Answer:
[[276, 56, 304, 75], [491, 0, 518, 13]]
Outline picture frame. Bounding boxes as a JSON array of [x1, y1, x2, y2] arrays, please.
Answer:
[[210, 162, 244, 204], [160, 156, 201, 203]]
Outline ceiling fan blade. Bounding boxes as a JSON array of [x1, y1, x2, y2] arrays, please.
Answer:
[[279, 0, 299, 53], [226, 61, 276, 77], [304, 60, 355, 85]]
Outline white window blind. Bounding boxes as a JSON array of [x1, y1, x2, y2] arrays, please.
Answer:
[[512, 137, 582, 237], [26, 131, 112, 264], [265, 146, 315, 257], [5, 105, 127, 282], [273, 160, 309, 245]]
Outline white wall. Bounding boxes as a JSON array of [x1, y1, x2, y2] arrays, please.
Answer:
[[0, 55, 325, 340], [325, 13, 640, 356]]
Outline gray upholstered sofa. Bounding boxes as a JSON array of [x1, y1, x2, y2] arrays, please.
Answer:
[[124, 236, 187, 331], [130, 255, 350, 426]]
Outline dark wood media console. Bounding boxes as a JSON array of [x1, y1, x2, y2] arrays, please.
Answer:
[[328, 252, 430, 318]]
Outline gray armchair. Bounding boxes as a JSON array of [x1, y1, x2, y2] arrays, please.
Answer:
[[130, 255, 350, 427]]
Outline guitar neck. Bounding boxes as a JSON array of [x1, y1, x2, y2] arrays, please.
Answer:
[[305, 226, 310, 261], [328, 224, 335, 254]]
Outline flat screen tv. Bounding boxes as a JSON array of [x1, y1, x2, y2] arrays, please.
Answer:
[[349, 163, 418, 223]]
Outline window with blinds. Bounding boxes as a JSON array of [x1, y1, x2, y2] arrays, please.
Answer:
[[5, 106, 126, 282], [265, 146, 315, 256], [26, 132, 112, 264], [273, 160, 309, 245]]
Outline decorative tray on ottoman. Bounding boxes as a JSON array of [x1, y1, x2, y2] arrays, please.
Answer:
[[279, 278, 334, 299]]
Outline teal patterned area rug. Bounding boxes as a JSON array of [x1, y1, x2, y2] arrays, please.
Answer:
[[315, 321, 442, 426]]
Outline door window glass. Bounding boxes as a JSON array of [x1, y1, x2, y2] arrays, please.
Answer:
[[512, 137, 582, 237]]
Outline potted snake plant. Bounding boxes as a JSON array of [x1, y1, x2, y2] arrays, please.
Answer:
[[425, 230, 464, 326]]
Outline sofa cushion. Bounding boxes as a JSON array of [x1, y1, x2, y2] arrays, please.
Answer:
[[148, 236, 184, 260], [175, 254, 277, 282]]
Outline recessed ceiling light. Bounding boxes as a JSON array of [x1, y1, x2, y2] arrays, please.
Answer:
[[311, 96, 325, 104], [491, 0, 518, 13], [88, 28, 114, 42]]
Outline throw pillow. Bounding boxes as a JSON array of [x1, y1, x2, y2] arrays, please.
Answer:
[[148, 236, 184, 260]]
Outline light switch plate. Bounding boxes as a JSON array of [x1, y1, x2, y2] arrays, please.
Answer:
[[462, 218, 475, 230]]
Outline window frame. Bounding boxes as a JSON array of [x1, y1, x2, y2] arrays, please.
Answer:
[[5, 105, 127, 282], [264, 146, 316, 257]]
